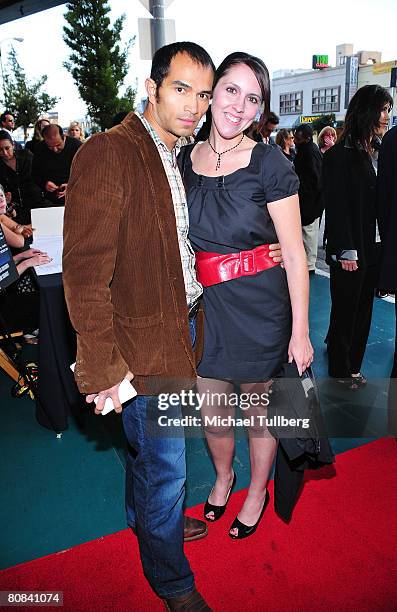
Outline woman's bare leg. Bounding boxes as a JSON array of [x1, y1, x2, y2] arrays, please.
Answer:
[[230, 381, 276, 532], [198, 377, 235, 511]]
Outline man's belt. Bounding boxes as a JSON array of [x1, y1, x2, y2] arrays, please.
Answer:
[[195, 244, 279, 288]]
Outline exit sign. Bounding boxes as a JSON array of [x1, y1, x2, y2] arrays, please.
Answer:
[[312, 54, 329, 69]]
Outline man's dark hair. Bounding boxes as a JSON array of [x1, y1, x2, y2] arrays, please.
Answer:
[[150, 41, 215, 89], [0, 111, 14, 124], [111, 111, 129, 127], [266, 111, 279, 125], [0, 129, 13, 143], [294, 123, 313, 140], [341, 84, 393, 149], [42, 124, 64, 139]]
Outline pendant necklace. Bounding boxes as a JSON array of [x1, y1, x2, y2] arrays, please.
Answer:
[[207, 133, 245, 171]]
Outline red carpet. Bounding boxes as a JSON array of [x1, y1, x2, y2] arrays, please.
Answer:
[[1, 438, 397, 611]]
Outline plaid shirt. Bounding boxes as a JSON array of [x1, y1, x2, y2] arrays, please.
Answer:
[[136, 111, 202, 305]]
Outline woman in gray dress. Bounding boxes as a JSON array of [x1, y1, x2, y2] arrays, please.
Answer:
[[182, 52, 313, 538]]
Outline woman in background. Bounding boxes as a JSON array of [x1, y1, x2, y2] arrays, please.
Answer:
[[0, 185, 50, 334], [323, 85, 392, 389], [275, 128, 295, 162], [25, 118, 50, 155], [67, 121, 85, 142], [318, 126, 337, 155], [0, 130, 48, 225]]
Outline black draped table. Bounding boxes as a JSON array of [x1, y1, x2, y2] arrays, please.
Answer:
[[35, 272, 82, 433]]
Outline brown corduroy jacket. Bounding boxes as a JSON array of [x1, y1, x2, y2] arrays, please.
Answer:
[[63, 113, 202, 395]]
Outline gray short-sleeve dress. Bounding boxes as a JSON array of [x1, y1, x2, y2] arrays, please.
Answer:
[[182, 142, 299, 382]]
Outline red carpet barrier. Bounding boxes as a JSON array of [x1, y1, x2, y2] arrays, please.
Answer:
[[1, 438, 396, 611]]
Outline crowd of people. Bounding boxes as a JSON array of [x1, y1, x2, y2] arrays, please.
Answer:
[[1, 40, 397, 611], [0, 113, 83, 339]]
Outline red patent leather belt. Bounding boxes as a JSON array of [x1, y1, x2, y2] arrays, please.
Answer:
[[195, 244, 279, 287]]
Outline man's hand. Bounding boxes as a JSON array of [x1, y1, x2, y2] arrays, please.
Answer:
[[340, 260, 358, 271], [57, 183, 67, 199], [269, 242, 283, 265], [86, 371, 134, 414], [45, 181, 59, 192]]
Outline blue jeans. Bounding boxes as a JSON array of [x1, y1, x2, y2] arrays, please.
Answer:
[[121, 318, 196, 598]]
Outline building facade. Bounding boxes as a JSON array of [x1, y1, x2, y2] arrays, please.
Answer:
[[272, 65, 347, 129], [271, 44, 397, 130]]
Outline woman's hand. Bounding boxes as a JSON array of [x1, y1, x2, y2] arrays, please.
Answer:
[[340, 260, 358, 271], [28, 253, 52, 267], [21, 226, 34, 238], [13, 248, 44, 262], [16, 252, 52, 276], [288, 332, 314, 376]]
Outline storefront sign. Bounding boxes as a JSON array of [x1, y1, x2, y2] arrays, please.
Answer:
[[300, 115, 322, 124]]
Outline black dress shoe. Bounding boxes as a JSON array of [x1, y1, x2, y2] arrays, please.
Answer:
[[336, 372, 367, 391], [183, 516, 207, 541], [203, 472, 236, 522], [229, 489, 270, 540], [163, 587, 212, 611]]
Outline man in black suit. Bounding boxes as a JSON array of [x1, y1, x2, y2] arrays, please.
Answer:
[[293, 123, 323, 274], [378, 126, 397, 377], [377, 125, 397, 435], [32, 124, 81, 206]]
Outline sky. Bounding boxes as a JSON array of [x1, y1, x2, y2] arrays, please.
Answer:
[[0, 0, 396, 126]]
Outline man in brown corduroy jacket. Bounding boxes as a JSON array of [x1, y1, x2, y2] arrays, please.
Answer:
[[63, 43, 215, 610]]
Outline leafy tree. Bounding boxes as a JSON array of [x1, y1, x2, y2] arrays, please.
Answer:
[[116, 85, 137, 115], [63, 0, 135, 130], [2, 47, 58, 140]]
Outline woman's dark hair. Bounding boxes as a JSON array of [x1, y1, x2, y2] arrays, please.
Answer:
[[245, 121, 262, 142], [0, 129, 13, 143], [275, 128, 291, 150], [150, 41, 215, 88], [33, 118, 50, 140], [341, 84, 393, 148], [196, 51, 270, 141]]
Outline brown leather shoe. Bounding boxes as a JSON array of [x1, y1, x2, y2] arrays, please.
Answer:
[[163, 588, 212, 611], [184, 515, 207, 542]]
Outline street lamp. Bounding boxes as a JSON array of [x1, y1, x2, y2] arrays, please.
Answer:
[[0, 37, 24, 108]]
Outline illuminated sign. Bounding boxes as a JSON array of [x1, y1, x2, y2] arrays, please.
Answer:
[[300, 115, 322, 124], [312, 54, 329, 69]]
